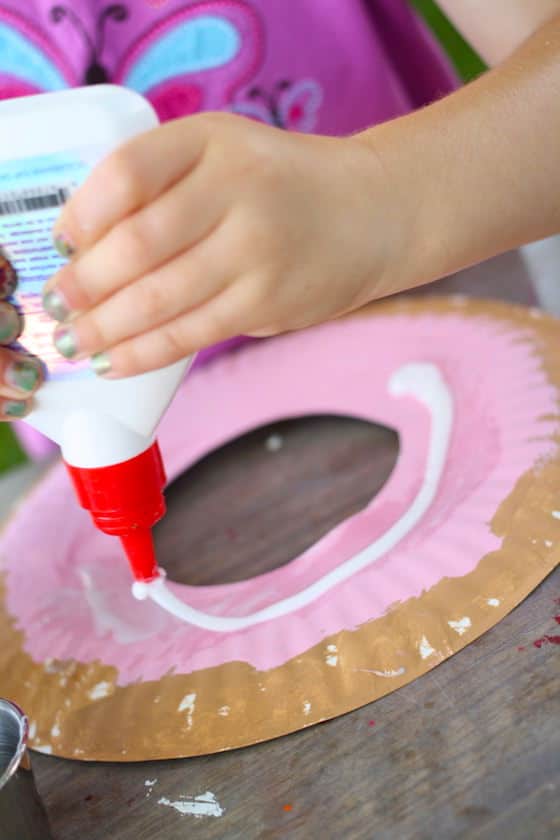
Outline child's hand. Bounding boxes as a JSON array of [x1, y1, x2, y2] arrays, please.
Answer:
[[44, 114, 405, 377], [0, 253, 44, 419]]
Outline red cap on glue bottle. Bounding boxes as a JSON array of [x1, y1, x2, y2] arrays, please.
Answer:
[[64, 440, 166, 582]]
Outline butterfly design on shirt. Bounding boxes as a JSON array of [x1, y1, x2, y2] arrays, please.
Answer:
[[0, 1, 267, 121], [231, 78, 323, 132]]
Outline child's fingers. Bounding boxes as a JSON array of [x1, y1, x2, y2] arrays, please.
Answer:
[[0, 255, 17, 299], [0, 349, 44, 400], [0, 302, 23, 345], [0, 306, 45, 419], [51, 240, 229, 359], [44, 162, 228, 316], [0, 397, 32, 420], [86, 285, 253, 379], [52, 116, 210, 255]]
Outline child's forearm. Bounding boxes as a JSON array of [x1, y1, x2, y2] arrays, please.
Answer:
[[435, 0, 560, 64], [357, 13, 560, 297], [40, 12, 560, 377]]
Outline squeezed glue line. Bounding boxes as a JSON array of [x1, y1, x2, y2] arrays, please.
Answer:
[[132, 364, 453, 632]]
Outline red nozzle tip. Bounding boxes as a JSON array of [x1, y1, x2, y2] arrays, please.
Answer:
[[119, 529, 159, 582], [64, 441, 167, 581]]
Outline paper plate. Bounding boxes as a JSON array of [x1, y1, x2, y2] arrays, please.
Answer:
[[1, 297, 559, 761]]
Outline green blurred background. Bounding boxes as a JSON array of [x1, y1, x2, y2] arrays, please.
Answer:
[[0, 0, 485, 475], [411, 0, 485, 81]]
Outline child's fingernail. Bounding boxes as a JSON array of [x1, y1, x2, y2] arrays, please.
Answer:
[[53, 233, 76, 259], [3, 399, 29, 418], [5, 358, 42, 394], [91, 352, 112, 376], [0, 260, 17, 298], [54, 326, 79, 359], [0, 306, 21, 343], [42, 287, 71, 322]]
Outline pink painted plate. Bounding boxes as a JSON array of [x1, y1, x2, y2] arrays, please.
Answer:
[[0, 297, 558, 761]]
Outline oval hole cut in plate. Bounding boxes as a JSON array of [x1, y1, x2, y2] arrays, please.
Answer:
[[2, 298, 560, 763], [155, 415, 400, 586]]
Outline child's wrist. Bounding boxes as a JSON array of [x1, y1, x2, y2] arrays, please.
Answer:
[[349, 122, 448, 301]]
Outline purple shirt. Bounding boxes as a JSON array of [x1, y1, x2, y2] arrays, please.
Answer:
[[0, 1, 455, 131], [3, 0, 456, 457]]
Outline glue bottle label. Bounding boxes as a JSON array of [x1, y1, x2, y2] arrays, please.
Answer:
[[0, 149, 102, 379]]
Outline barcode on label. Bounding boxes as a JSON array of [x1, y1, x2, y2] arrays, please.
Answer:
[[0, 186, 72, 216]]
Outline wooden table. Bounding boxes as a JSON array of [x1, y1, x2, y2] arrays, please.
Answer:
[[9, 256, 560, 839]]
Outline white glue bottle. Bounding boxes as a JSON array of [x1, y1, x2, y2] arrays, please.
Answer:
[[0, 86, 193, 581]]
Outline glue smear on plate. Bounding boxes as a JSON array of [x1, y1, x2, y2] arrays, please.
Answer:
[[133, 363, 452, 632]]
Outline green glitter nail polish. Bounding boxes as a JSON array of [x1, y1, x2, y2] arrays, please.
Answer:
[[4, 400, 28, 418], [53, 234, 75, 259], [6, 359, 41, 393], [43, 288, 70, 322], [91, 352, 112, 376], [54, 327, 78, 359], [0, 308, 18, 343]]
